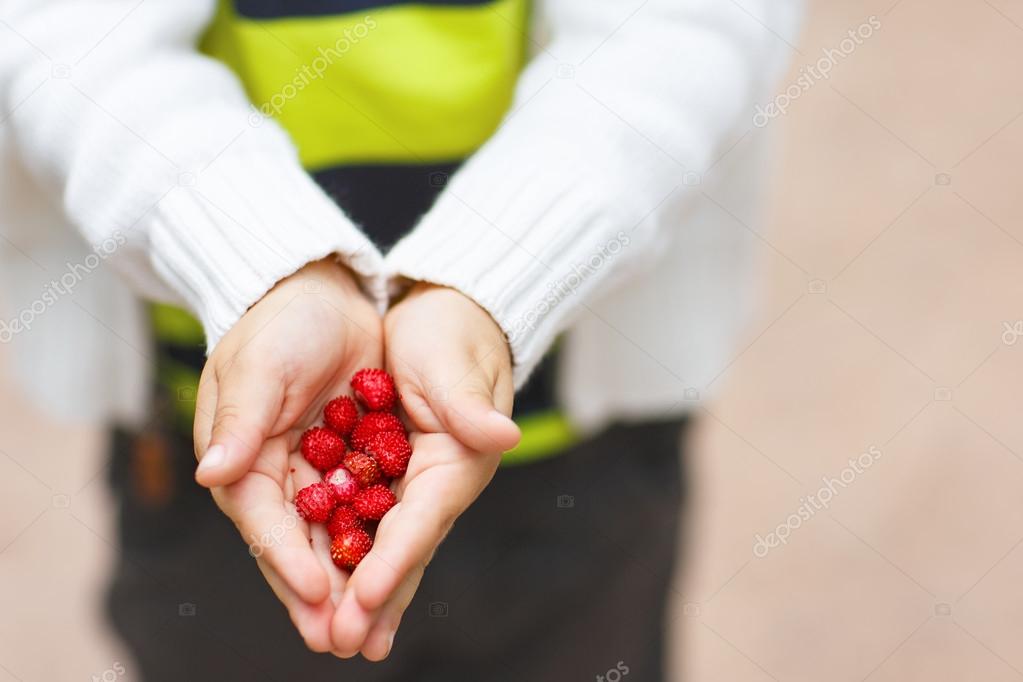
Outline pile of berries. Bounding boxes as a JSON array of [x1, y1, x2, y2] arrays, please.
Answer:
[[293, 368, 409, 570]]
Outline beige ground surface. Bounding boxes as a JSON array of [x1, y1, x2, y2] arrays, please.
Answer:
[[2, 0, 1023, 680], [676, 1, 1023, 680]]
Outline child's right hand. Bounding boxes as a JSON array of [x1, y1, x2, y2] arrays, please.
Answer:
[[191, 258, 383, 652]]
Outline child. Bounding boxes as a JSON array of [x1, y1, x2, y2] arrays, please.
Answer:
[[0, 0, 801, 678]]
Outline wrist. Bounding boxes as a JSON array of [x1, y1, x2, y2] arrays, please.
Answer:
[[275, 258, 365, 301]]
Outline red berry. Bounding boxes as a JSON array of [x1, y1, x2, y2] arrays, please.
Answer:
[[323, 466, 360, 504], [326, 505, 362, 537], [351, 411, 405, 450], [366, 431, 412, 478], [342, 450, 383, 488], [351, 368, 398, 412], [353, 484, 396, 521], [323, 396, 359, 435], [330, 526, 373, 569], [295, 482, 336, 523], [300, 427, 345, 471]]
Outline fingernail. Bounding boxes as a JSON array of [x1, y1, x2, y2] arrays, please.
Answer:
[[487, 410, 520, 437], [197, 444, 226, 474], [487, 410, 515, 427], [386, 631, 395, 655]]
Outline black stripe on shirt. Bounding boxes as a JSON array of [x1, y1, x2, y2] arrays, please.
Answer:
[[311, 159, 561, 418], [234, 0, 496, 19], [311, 160, 460, 252]]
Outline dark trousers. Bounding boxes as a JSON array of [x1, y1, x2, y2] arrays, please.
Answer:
[[106, 418, 688, 681]]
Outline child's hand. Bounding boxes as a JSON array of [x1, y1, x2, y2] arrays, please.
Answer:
[[332, 431, 506, 659], [329, 283, 521, 659], [192, 259, 383, 652], [383, 283, 521, 453]]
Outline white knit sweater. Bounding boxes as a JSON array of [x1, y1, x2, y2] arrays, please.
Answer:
[[0, 0, 801, 430]]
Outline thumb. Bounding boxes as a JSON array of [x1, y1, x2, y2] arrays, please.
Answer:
[[195, 358, 283, 487], [431, 378, 521, 455]]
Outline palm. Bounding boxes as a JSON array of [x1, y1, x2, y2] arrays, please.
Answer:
[[194, 262, 384, 653], [205, 331, 382, 650], [213, 436, 347, 652], [239, 289, 383, 437]]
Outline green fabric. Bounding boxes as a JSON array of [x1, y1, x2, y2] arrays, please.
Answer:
[[149, 0, 578, 462], [501, 410, 578, 465], [156, 357, 201, 433], [200, 0, 529, 169], [151, 303, 205, 346]]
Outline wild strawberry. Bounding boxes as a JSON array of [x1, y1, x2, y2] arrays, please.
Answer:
[[353, 484, 396, 521], [351, 368, 398, 412], [300, 427, 345, 471], [366, 431, 412, 478], [342, 450, 382, 488], [295, 482, 336, 523], [330, 526, 373, 570], [350, 411, 405, 450], [323, 396, 359, 435], [323, 465, 360, 504], [326, 505, 362, 537]]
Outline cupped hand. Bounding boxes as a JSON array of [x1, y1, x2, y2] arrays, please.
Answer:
[[383, 283, 521, 452], [192, 258, 383, 651], [330, 283, 521, 659]]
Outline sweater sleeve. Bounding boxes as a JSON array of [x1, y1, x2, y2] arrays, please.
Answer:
[[0, 0, 385, 349], [385, 0, 803, 387]]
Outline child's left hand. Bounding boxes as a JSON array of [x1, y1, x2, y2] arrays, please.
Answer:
[[385, 283, 522, 454], [330, 283, 522, 659]]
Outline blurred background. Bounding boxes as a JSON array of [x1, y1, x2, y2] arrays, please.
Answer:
[[3, 0, 1023, 680]]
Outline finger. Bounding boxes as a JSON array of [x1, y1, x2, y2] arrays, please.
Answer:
[[256, 557, 337, 653], [400, 343, 519, 454], [329, 494, 415, 654], [360, 563, 424, 661], [214, 443, 330, 604], [225, 488, 331, 604], [387, 340, 518, 454], [331, 585, 376, 657], [193, 365, 219, 456], [349, 436, 496, 613], [345, 497, 440, 615], [435, 380, 520, 454], [196, 355, 284, 487], [312, 530, 348, 609]]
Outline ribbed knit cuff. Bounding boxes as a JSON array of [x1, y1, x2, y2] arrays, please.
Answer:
[[385, 149, 628, 389], [148, 142, 386, 350]]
